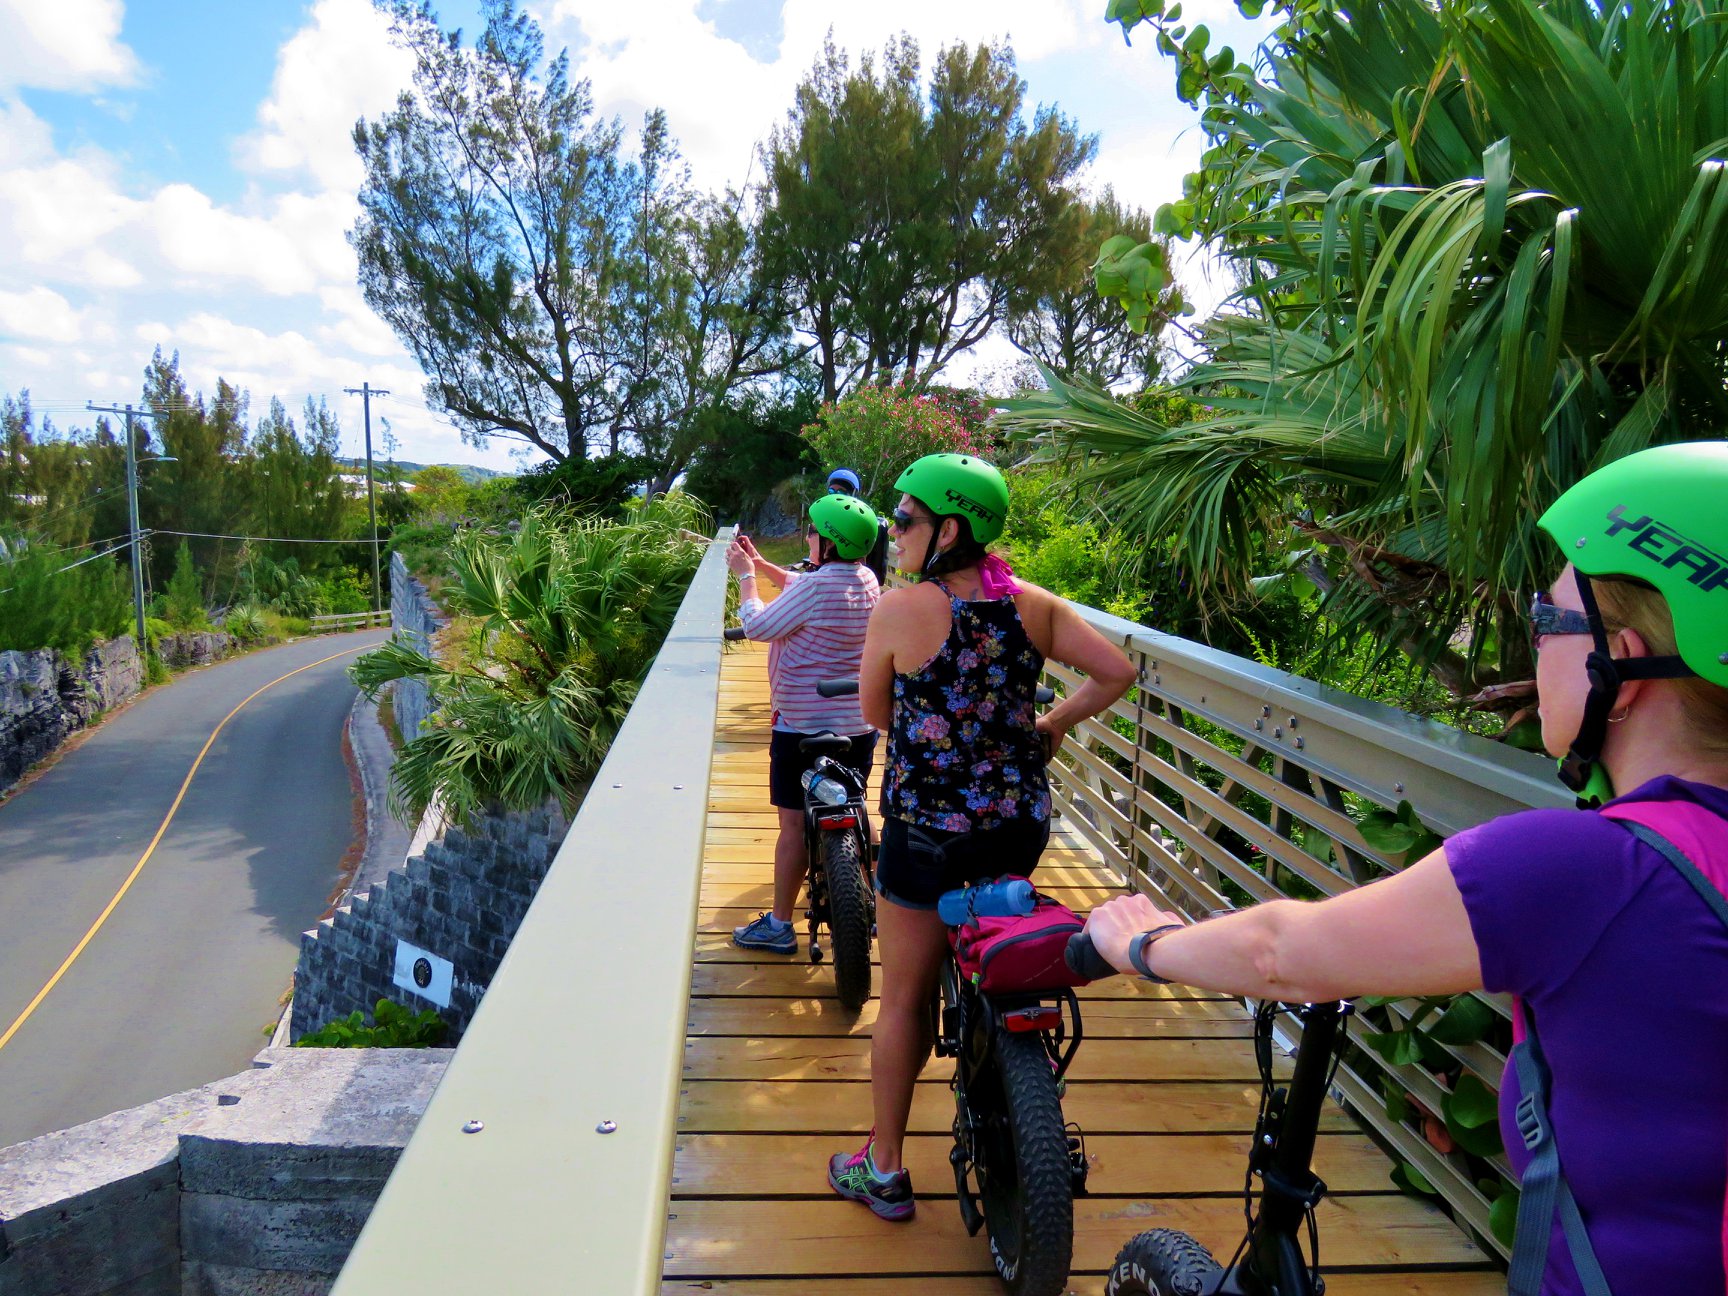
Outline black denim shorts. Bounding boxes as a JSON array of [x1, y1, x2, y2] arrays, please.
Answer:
[[768, 729, 877, 810], [875, 815, 1051, 910]]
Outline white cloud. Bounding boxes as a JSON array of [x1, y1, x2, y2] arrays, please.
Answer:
[[239, 0, 416, 192], [0, 154, 144, 287], [0, 285, 105, 344], [147, 184, 354, 296], [0, 0, 139, 92]]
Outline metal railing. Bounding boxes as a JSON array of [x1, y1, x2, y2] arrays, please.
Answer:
[[332, 528, 732, 1295], [1043, 604, 1567, 1258], [309, 610, 390, 632]]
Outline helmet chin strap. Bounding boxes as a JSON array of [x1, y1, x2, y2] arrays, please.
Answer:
[[1558, 572, 1694, 808], [918, 520, 945, 580]]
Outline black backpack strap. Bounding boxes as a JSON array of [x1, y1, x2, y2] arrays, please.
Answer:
[[1617, 819, 1728, 931], [1508, 816, 1728, 1296], [1507, 1009, 1616, 1296]]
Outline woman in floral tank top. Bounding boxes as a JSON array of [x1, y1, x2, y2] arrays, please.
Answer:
[[825, 453, 1135, 1222]]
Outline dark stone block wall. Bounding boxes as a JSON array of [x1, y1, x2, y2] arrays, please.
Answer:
[[288, 808, 565, 1043], [387, 552, 444, 742]]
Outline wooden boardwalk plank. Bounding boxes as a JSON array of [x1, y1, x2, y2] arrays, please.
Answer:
[[664, 1279, 1504, 1296], [671, 1131, 1398, 1195], [662, 1197, 1487, 1275], [663, 631, 1496, 1295]]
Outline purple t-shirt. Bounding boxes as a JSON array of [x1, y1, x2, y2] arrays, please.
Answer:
[[1447, 776, 1728, 1295]]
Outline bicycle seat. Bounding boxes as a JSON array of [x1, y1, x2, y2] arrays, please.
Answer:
[[799, 732, 853, 754]]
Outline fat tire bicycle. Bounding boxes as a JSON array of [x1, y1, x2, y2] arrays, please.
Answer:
[[1068, 930, 1349, 1296], [796, 731, 876, 1012], [823, 674, 1086, 1296]]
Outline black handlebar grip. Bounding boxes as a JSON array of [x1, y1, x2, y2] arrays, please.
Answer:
[[723, 626, 746, 641], [1034, 685, 1055, 704], [816, 678, 860, 698], [1064, 931, 1118, 982]]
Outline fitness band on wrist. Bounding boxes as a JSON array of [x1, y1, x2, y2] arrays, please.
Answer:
[[1128, 924, 1185, 983]]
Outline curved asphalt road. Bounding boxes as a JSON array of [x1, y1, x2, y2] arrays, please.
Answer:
[[0, 630, 387, 1149]]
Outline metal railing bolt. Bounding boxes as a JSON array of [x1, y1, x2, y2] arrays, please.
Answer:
[[1254, 719, 1263, 731], [1288, 717, 1299, 728], [462, 1119, 484, 1134], [1261, 705, 1272, 717], [1394, 782, 1405, 794], [1273, 727, 1283, 739], [1295, 737, 1305, 750]]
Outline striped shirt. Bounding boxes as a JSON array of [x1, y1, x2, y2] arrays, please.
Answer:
[[740, 562, 880, 735]]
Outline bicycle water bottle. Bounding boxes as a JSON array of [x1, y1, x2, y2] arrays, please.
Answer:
[[800, 768, 848, 807], [938, 877, 1036, 926]]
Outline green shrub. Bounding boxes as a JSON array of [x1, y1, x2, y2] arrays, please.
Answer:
[[0, 537, 132, 654], [224, 604, 268, 644], [801, 386, 988, 511], [512, 452, 655, 520], [160, 542, 211, 631], [351, 495, 710, 825], [294, 997, 447, 1048]]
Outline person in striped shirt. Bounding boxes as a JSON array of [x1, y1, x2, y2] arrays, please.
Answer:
[[727, 493, 883, 954]]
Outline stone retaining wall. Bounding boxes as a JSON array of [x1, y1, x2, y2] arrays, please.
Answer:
[[388, 551, 444, 741], [157, 631, 237, 670], [288, 807, 565, 1044], [0, 636, 143, 796], [0, 1048, 449, 1296]]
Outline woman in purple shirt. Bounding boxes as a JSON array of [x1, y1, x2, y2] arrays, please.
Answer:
[[1085, 442, 1728, 1294]]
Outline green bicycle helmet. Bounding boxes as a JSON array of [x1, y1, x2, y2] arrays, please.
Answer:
[[808, 493, 879, 561], [1536, 440, 1728, 802], [895, 453, 1010, 545]]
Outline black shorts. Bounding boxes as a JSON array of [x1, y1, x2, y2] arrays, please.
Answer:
[[876, 815, 1052, 910], [768, 729, 878, 810]]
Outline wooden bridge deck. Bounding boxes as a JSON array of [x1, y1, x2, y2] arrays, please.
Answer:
[[661, 639, 1503, 1295]]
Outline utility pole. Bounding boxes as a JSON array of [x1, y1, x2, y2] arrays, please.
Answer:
[[87, 402, 170, 652], [343, 382, 389, 613]]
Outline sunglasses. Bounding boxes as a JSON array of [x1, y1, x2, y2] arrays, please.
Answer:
[[890, 508, 931, 532], [1529, 591, 1594, 641]]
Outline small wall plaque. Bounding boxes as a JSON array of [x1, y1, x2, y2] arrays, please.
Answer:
[[392, 939, 454, 1008]]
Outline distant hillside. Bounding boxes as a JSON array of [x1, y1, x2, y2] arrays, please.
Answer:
[[337, 457, 509, 486]]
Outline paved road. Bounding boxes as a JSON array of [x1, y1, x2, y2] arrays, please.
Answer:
[[0, 631, 387, 1149]]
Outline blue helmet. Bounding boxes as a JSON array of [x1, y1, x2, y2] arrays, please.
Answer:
[[826, 467, 861, 495]]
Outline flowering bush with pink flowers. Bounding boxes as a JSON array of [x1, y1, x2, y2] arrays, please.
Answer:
[[800, 385, 993, 510]]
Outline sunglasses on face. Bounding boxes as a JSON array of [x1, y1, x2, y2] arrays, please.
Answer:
[[1529, 591, 1594, 641], [890, 508, 930, 532]]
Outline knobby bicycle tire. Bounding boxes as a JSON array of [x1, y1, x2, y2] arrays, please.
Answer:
[[822, 828, 872, 1012], [981, 1028, 1073, 1296], [1104, 1228, 1224, 1296]]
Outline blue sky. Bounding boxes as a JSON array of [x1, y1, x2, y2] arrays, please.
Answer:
[[0, 0, 1271, 471]]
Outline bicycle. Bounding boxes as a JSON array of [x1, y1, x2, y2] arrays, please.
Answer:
[[727, 625, 875, 1012], [1068, 931, 1350, 1296], [823, 674, 1086, 1296]]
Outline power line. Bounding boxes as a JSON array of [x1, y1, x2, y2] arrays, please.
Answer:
[[153, 528, 364, 545]]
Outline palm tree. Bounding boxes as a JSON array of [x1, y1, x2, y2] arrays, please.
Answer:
[[1001, 0, 1728, 699], [351, 496, 710, 825]]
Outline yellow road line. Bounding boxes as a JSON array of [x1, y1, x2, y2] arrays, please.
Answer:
[[0, 643, 374, 1054]]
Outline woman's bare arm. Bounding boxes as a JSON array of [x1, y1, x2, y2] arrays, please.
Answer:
[[1084, 847, 1484, 1001]]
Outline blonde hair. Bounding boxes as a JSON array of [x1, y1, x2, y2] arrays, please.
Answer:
[[1593, 575, 1728, 758]]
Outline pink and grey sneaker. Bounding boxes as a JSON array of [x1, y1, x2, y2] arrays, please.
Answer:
[[827, 1133, 915, 1221]]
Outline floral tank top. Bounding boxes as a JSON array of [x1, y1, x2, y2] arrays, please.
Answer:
[[881, 583, 1051, 833]]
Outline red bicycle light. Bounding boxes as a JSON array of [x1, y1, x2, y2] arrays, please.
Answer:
[[1003, 1006, 1061, 1033], [814, 813, 858, 830]]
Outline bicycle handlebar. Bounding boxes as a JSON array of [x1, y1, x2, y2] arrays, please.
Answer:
[[723, 626, 746, 641], [1063, 931, 1117, 982], [816, 678, 1056, 705]]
